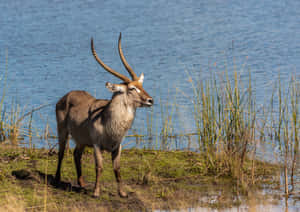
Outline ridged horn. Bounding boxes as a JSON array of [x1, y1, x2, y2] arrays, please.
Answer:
[[118, 33, 139, 81], [91, 38, 131, 83]]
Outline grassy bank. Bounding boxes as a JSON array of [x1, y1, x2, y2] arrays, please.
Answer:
[[0, 144, 280, 211]]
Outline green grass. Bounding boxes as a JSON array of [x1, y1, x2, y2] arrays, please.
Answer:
[[0, 144, 280, 211]]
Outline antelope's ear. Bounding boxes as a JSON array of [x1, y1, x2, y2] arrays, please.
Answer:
[[105, 82, 126, 93], [138, 73, 144, 84]]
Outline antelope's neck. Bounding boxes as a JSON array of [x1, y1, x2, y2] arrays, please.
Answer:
[[105, 95, 136, 138]]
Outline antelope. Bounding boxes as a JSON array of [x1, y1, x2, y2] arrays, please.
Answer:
[[54, 33, 153, 197]]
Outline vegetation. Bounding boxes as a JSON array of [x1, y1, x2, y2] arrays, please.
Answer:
[[0, 52, 24, 145], [184, 71, 299, 197], [0, 145, 280, 211]]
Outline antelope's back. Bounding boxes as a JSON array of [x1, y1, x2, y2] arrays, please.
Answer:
[[56, 90, 109, 145]]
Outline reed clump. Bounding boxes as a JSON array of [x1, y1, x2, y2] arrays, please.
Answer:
[[0, 60, 46, 146], [270, 75, 299, 196], [186, 70, 299, 194], [187, 71, 257, 182], [0, 59, 24, 145]]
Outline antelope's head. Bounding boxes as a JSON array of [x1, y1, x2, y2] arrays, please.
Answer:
[[91, 33, 153, 108]]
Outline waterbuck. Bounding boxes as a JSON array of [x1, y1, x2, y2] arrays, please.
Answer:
[[54, 33, 153, 197]]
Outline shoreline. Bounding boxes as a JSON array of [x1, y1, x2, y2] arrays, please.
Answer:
[[0, 144, 292, 211]]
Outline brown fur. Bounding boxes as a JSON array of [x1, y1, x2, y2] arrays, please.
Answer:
[[55, 35, 153, 198]]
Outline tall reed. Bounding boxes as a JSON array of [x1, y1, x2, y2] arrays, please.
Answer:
[[188, 70, 257, 180], [0, 51, 32, 145], [290, 77, 299, 192], [274, 76, 299, 196], [0, 50, 8, 142]]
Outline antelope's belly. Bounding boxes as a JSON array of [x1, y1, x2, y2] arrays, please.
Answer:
[[100, 139, 121, 152], [90, 130, 123, 152]]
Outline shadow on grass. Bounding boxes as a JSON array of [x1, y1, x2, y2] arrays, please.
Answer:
[[11, 169, 147, 211], [12, 169, 87, 193]]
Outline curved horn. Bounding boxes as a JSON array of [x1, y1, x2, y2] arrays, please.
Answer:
[[91, 38, 131, 83], [118, 33, 139, 81]]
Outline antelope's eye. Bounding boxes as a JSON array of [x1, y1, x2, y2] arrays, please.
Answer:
[[129, 86, 135, 91]]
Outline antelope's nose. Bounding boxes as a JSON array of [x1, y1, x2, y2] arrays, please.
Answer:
[[146, 98, 154, 106]]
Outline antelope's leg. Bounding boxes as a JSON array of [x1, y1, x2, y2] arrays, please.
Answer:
[[112, 145, 127, 197], [55, 127, 68, 183], [74, 144, 86, 187], [93, 144, 103, 197]]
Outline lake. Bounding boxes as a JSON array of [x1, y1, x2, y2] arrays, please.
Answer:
[[0, 0, 299, 210]]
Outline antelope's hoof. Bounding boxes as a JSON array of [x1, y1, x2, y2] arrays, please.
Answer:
[[93, 191, 100, 198], [119, 190, 128, 198], [53, 177, 61, 186], [78, 178, 86, 188], [93, 194, 100, 198]]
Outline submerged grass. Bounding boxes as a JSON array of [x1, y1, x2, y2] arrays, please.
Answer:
[[175, 70, 299, 197], [272, 76, 300, 196]]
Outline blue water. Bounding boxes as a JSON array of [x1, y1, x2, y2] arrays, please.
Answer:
[[0, 0, 299, 147]]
